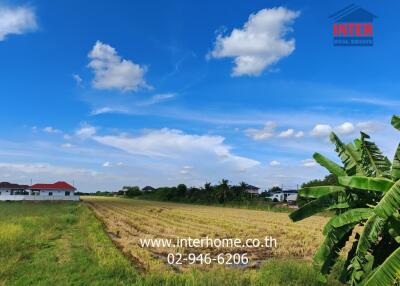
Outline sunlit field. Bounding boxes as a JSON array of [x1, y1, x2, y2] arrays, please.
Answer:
[[84, 197, 328, 273], [0, 199, 344, 285]]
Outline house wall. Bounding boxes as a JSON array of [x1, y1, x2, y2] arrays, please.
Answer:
[[0, 189, 11, 196], [271, 193, 284, 202], [37, 190, 73, 196], [0, 188, 79, 201]]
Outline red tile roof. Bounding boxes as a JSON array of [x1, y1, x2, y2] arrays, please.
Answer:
[[30, 181, 76, 191]]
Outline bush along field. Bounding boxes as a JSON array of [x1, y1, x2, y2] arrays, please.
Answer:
[[291, 115, 400, 285]]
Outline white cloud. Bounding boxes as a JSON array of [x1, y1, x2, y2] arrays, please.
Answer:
[[72, 74, 82, 84], [301, 159, 317, 168], [93, 128, 260, 171], [139, 93, 177, 106], [270, 160, 280, 166], [88, 41, 149, 92], [75, 124, 96, 139], [61, 143, 74, 149], [116, 162, 124, 166], [180, 165, 193, 175], [102, 161, 111, 167], [310, 124, 332, 137], [63, 134, 72, 140], [335, 122, 355, 135], [245, 121, 276, 140], [295, 131, 304, 138], [0, 5, 37, 41], [209, 7, 300, 76], [43, 126, 61, 134], [90, 107, 128, 115], [356, 121, 381, 133], [245, 122, 305, 141], [278, 128, 294, 138]]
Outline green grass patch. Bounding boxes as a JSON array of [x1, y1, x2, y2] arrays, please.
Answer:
[[0, 202, 138, 286]]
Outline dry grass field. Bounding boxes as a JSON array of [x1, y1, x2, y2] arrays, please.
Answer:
[[83, 197, 328, 274]]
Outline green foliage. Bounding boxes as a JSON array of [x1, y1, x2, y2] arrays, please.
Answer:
[[289, 190, 350, 222], [0, 203, 139, 285], [290, 115, 400, 285], [330, 132, 363, 176], [392, 144, 400, 181], [313, 152, 347, 177], [323, 208, 373, 235], [359, 132, 391, 178], [299, 186, 345, 199], [125, 186, 142, 197], [363, 247, 400, 286], [391, 115, 400, 131], [139, 179, 267, 205], [374, 180, 400, 219], [338, 176, 394, 192], [302, 174, 339, 188]]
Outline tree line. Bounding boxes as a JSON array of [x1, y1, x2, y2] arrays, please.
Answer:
[[124, 180, 276, 204]]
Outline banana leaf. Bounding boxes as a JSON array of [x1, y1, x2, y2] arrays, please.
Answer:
[[391, 144, 400, 181], [363, 246, 400, 286], [299, 186, 345, 199], [289, 190, 349, 222], [313, 152, 346, 177], [330, 132, 363, 176], [360, 132, 391, 178], [374, 179, 400, 219], [313, 224, 355, 280], [323, 208, 373, 235], [338, 176, 394, 192], [391, 115, 400, 131]]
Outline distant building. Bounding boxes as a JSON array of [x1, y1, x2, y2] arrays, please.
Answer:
[[0, 181, 79, 201], [142, 186, 155, 192], [245, 185, 259, 195], [270, 190, 298, 203], [0, 182, 29, 196], [286, 194, 298, 204]]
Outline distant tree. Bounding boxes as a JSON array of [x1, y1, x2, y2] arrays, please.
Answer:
[[125, 186, 141, 197], [268, 186, 282, 193], [177, 184, 187, 197], [301, 174, 339, 188], [217, 179, 229, 203]]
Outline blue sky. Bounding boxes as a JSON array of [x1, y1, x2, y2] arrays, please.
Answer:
[[1, 0, 400, 192]]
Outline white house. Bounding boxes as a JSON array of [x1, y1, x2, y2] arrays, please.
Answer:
[[270, 190, 298, 203], [271, 193, 285, 202], [245, 185, 260, 196], [0, 182, 30, 196], [286, 194, 298, 204], [0, 181, 79, 201]]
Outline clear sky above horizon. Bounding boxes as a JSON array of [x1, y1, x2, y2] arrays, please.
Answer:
[[1, 0, 399, 192]]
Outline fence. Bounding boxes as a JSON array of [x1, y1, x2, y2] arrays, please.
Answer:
[[0, 195, 80, 201]]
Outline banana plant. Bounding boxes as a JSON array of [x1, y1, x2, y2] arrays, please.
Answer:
[[289, 115, 400, 285]]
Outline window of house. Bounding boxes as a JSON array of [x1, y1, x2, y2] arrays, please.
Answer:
[[49, 192, 53, 196], [65, 191, 70, 196]]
